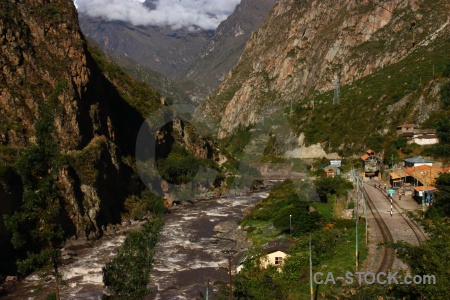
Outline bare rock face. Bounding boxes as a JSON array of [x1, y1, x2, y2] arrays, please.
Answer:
[[78, 0, 277, 102], [0, 0, 154, 238], [197, 0, 450, 140], [0, 0, 92, 148]]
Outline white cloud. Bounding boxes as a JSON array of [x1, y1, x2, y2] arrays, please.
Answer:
[[73, 0, 241, 30]]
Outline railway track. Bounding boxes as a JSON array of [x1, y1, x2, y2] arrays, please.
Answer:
[[368, 183, 427, 246], [362, 186, 396, 273]]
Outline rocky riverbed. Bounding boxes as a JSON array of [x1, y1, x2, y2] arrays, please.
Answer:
[[1, 188, 271, 299], [149, 190, 270, 300]]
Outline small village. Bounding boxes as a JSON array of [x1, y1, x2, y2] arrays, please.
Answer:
[[230, 125, 449, 293]]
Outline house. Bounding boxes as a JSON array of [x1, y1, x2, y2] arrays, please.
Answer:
[[411, 129, 439, 145], [389, 171, 404, 188], [403, 156, 433, 168], [361, 149, 381, 179], [396, 124, 415, 137], [236, 237, 295, 273], [390, 164, 450, 197]]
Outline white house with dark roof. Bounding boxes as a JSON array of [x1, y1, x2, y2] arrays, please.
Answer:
[[236, 237, 295, 273]]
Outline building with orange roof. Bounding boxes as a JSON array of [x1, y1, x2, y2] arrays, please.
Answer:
[[361, 149, 381, 179], [391, 164, 450, 197]]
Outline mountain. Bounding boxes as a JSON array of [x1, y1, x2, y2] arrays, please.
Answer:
[[78, 16, 214, 79], [0, 0, 222, 275], [197, 0, 450, 157], [182, 0, 278, 99], [77, 0, 276, 101], [0, 0, 161, 245]]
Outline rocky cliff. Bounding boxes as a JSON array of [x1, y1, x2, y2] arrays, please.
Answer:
[[182, 0, 277, 99], [77, 0, 276, 102], [0, 0, 163, 240], [197, 0, 450, 155]]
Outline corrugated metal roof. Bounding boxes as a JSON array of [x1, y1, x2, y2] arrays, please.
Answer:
[[404, 156, 433, 163]]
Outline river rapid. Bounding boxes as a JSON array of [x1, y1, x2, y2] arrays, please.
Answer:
[[3, 190, 269, 299]]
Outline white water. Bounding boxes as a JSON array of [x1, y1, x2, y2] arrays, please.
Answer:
[[6, 191, 267, 299]]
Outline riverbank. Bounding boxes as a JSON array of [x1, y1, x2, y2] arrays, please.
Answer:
[[0, 183, 275, 299]]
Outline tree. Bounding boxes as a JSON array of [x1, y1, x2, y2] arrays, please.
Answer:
[[314, 177, 353, 203], [443, 63, 450, 77], [4, 81, 66, 298], [437, 117, 450, 144], [272, 205, 323, 236], [102, 217, 164, 299], [427, 173, 450, 218]]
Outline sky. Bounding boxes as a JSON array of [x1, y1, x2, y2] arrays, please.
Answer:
[[73, 0, 241, 30]]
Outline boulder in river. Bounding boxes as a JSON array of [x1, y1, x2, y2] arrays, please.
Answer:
[[213, 220, 238, 233]]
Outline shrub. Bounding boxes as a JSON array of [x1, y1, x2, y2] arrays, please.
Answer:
[[440, 82, 450, 107], [443, 63, 450, 77], [272, 205, 323, 236], [314, 177, 353, 203]]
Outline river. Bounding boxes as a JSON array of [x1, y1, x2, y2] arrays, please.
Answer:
[[3, 190, 269, 299]]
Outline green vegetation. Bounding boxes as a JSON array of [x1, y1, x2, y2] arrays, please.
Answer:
[[0, 146, 21, 177], [217, 180, 367, 299], [338, 172, 450, 299], [124, 190, 166, 220], [66, 137, 105, 185], [422, 117, 450, 158], [219, 125, 254, 159], [288, 40, 450, 156], [102, 216, 164, 299], [244, 180, 322, 233], [314, 176, 353, 203], [441, 82, 450, 107], [426, 173, 450, 219], [3, 81, 67, 297], [157, 144, 220, 186], [89, 46, 162, 118]]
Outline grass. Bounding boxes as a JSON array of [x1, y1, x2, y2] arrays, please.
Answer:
[[311, 201, 334, 221], [283, 222, 368, 299], [233, 178, 369, 299], [239, 219, 281, 246], [314, 222, 368, 296], [289, 38, 450, 156]]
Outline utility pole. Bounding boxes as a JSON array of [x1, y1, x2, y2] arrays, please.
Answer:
[[333, 74, 340, 105], [363, 193, 368, 245], [391, 154, 394, 172], [309, 234, 314, 300], [289, 214, 292, 235], [228, 256, 232, 300], [356, 207, 359, 272], [222, 250, 236, 300]]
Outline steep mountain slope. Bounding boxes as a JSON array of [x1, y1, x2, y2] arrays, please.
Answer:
[[182, 0, 277, 98], [78, 16, 214, 79], [0, 0, 226, 264], [88, 39, 193, 105], [0, 0, 162, 245], [77, 0, 276, 101], [198, 0, 450, 154]]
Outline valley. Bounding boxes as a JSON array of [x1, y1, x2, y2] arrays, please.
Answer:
[[1, 0, 450, 299]]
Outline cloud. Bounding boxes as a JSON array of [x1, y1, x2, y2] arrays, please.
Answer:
[[73, 0, 241, 30]]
